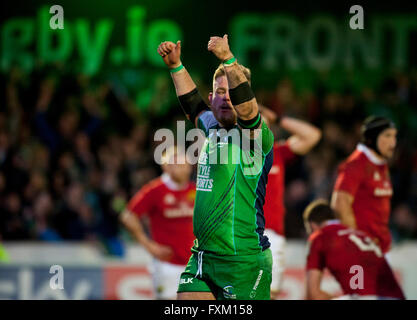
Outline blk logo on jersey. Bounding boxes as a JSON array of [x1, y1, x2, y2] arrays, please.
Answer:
[[180, 278, 193, 285]]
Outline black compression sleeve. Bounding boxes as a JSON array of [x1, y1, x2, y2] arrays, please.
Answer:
[[177, 88, 209, 122], [228, 82, 255, 106]]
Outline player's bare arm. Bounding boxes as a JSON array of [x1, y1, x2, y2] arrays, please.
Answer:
[[157, 41, 208, 126], [330, 191, 357, 229], [281, 117, 322, 155], [258, 104, 278, 125], [306, 269, 334, 300], [259, 105, 322, 154], [120, 209, 173, 261], [207, 34, 259, 122], [157, 41, 195, 96]]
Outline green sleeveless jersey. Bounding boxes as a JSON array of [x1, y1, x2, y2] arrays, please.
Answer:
[[193, 111, 274, 256]]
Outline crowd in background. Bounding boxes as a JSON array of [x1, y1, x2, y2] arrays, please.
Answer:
[[1, 64, 417, 255]]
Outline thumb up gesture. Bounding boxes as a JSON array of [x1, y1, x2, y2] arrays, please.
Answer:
[[207, 34, 233, 61]]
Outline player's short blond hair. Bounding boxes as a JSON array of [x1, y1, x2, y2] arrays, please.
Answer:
[[213, 63, 251, 85], [303, 199, 332, 234], [303, 199, 330, 222]]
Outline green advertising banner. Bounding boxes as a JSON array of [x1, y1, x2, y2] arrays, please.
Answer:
[[2, 0, 417, 92]]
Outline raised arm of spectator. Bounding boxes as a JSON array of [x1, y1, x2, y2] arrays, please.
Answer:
[[81, 92, 103, 136], [157, 41, 209, 127], [34, 87, 59, 152], [208, 34, 260, 128]]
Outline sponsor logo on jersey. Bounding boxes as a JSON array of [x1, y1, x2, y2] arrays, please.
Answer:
[[199, 151, 208, 165], [197, 147, 214, 192], [374, 188, 393, 197], [164, 203, 194, 218], [196, 177, 213, 192], [164, 194, 176, 205]]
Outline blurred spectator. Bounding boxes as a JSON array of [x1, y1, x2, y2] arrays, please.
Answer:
[[0, 63, 416, 252], [0, 193, 28, 240], [32, 192, 61, 241], [391, 204, 417, 242]]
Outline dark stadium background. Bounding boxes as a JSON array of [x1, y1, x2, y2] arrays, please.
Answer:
[[0, 0, 416, 299]]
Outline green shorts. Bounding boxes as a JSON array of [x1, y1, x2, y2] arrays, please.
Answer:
[[177, 249, 272, 300]]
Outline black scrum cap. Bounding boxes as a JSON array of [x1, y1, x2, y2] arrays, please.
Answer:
[[361, 116, 396, 154]]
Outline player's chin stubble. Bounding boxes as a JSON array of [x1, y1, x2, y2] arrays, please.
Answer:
[[219, 115, 237, 129], [213, 109, 237, 129]]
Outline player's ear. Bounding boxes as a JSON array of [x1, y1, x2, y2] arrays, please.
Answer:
[[208, 92, 213, 104], [161, 163, 169, 174], [311, 222, 320, 233]]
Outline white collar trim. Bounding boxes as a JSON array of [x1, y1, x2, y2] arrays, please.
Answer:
[[324, 219, 341, 226], [161, 173, 187, 191], [357, 143, 386, 165]]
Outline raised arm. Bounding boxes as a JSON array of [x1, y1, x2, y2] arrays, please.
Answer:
[[157, 41, 208, 126], [280, 117, 322, 155], [259, 105, 322, 155], [208, 35, 260, 128]]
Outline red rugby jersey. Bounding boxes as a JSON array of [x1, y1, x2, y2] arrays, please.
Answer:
[[307, 221, 405, 299], [127, 174, 196, 265], [333, 144, 393, 253], [264, 141, 297, 235]]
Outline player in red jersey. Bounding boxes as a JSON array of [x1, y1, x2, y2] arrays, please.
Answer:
[[304, 199, 405, 300], [261, 106, 321, 298], [120, 146, 196, 299], [331, 116, 397, 253]]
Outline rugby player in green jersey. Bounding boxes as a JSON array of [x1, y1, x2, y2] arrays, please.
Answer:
[[157, 34, 274, 300]]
